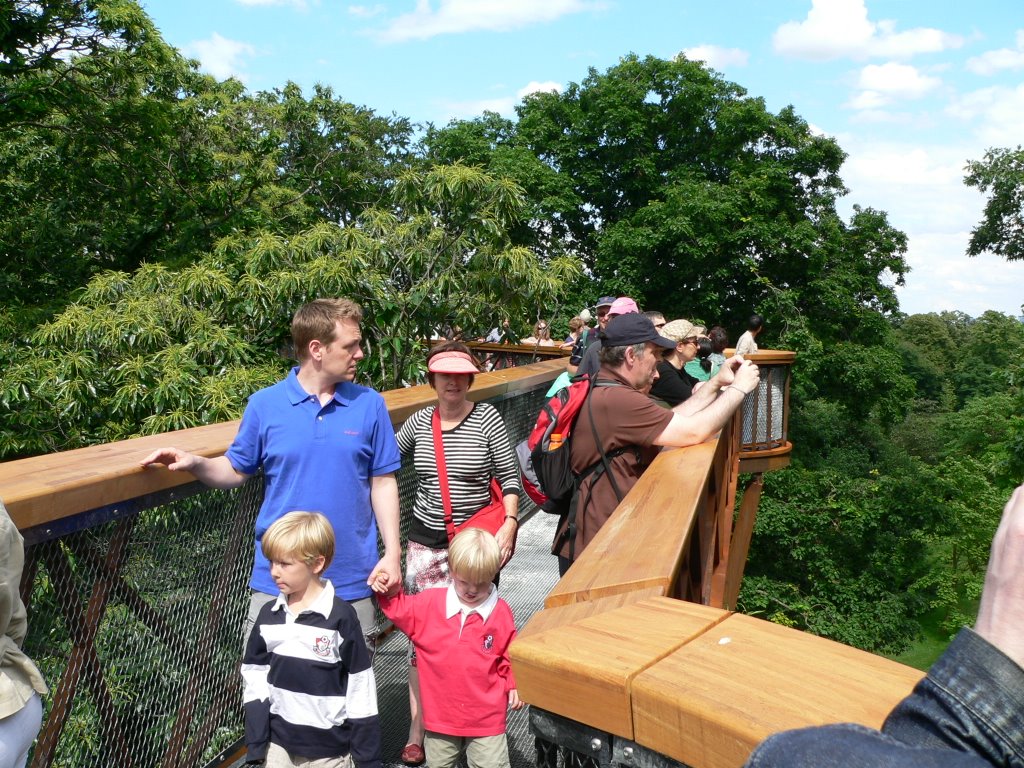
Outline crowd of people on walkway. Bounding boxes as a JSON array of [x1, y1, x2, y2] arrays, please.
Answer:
[[131, 295, 763, 768], [4, 294, 1020, 768]]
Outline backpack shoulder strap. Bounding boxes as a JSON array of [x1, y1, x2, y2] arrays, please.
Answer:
[[586, 376, 627, 504]]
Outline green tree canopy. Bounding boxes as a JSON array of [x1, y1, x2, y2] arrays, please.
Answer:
[[0, 5, 413, 319], [0, 164, 581, 457], [965, 146, 1024, 262]]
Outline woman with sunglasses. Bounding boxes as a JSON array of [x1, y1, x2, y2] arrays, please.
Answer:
[[649, 319, 707, 407], [521, 319, 555, 346]]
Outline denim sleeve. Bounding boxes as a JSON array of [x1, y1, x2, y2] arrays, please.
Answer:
[[745, 628, 1024, 768], [882, 628, 1024, 765]]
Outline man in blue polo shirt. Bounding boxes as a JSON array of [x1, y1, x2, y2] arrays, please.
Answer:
[[140, 298, 402, 647]]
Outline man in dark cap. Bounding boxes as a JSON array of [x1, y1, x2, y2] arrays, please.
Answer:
[[573, 296, 639, 379], [554, 313, 760, 571], [567, 296, 616, 374]]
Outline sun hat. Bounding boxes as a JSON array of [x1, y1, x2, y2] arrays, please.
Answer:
[[608, 296, 639, 316], [427, 350, 479, 374], [660, 319, 706, 343], [602, 314, 676, 349]]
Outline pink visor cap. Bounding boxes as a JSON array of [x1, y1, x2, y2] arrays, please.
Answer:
[[608, 296, 639, 316], [427, 350, 479, 375]]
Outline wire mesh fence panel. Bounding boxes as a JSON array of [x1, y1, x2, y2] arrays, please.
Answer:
[[23, 480, 264, 768]]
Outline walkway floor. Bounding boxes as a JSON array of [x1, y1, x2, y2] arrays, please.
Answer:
[[376, 511, 559, 768]]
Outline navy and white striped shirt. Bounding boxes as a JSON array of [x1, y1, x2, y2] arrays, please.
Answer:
[[241, 581, 380, 767]]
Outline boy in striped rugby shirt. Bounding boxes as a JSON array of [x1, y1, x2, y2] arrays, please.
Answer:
[[242, 512, 381, 768]]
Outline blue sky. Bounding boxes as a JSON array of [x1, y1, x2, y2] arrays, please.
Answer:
[[139, 0, 1024, 318]]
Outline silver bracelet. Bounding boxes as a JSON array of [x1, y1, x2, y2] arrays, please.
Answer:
[[725, 384, 748, 396]]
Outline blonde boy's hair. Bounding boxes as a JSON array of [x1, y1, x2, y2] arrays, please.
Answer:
[[447, 528, 501, 583], [261, 511, 335, 571]]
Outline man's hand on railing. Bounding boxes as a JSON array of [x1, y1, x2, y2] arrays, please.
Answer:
[[139, 448, 249, 490], [140, 447, 199, 473]]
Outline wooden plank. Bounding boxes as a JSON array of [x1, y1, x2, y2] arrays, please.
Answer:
[[511, 597, 728, 739], [545, 441, 717, 608], [631, 612, 923, 768], [1, 359, 565, 531], [517, 587, 666, 640]]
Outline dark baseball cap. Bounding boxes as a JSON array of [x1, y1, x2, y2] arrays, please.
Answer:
[[595, 296, 616, 308], [601, 314, 676, 349]]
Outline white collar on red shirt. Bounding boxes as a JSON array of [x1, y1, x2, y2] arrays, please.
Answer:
[[445, 583, 499, 623], [272, 578, 335, 620]]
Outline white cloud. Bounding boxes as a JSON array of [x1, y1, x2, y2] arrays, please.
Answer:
[[773, 0, 963, 61], [518, 81, 562, 98], [898, 238, 1024, 316], [680, 45, 749, 70], [966, 30, 1024, 76], [376, 0, 603, 43], [836, 139, 1024, 317], [183, 33, 257, 82], [947, 83, 1024, 146], [441, 80, 562, 120], [348, 4, 385, 18], [847, 109, 916, 125], [857, 62, 940, 97], [868, 21, 962, 58], [846, 90, 888, 110], [773, 0, 874, 60]]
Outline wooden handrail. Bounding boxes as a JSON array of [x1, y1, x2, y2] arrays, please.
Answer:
[[0, 358, 567, 531], [544, 441, 718, 609]]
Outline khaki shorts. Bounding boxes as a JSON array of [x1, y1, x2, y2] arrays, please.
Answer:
[[424, 732, 510, 768]]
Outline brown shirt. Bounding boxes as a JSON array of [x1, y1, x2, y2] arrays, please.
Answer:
[[559, 367, 673, 559]]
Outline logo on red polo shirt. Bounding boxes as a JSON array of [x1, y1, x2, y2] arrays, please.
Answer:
[[482, 634, 494, 652]]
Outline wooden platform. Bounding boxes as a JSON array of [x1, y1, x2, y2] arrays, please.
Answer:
[[512, 596, 923, 768]]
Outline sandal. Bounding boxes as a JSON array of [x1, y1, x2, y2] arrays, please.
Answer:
[[401, 743, 426, 766]]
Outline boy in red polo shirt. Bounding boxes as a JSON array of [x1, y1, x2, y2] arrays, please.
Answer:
[[374, 528, 523, 768]]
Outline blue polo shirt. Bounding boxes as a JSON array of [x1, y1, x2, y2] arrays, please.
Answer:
[[226, 368, 402, 601]]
